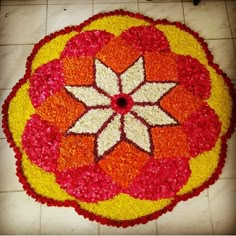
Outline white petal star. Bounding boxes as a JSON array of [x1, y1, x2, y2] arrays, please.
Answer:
[[65, 57, 177, 161]]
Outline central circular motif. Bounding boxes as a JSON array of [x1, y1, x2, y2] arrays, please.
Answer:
[[117, 97, 127, 107], [111, 93, 134, 115]]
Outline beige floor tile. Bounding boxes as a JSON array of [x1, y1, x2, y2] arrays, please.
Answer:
[[157, 190, 213, 234], [0, 89, 10, 138], [100, 220, 157, 235], [209, 179, 236, 234], [206, 39, 236, 80], [234, 39, 236, 58], [139, 2, 184, 22], [0, 192, 40, 234], [41, 205, 99, 234], [47, 4, 92, 34], [0, 5, 46, 44], [220, 132, 236, 179], [48, 0, 92, 4], [0, 45, 33, 89], [1, 0, 47, 5], [226, 1, 236, 38], [0, 139, 22, 191], [183, 2, 231, 39], [94, 3, 138, 14]]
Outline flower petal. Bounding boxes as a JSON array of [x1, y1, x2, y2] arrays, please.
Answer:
[[120, 57, 145, 94], [95, 59, 119, 96], [125, 157, 191, 200], [68, 108, 113, 134], [56, 164, 121, 203], [124, 113, 151, 153], [132, 105, 177, 126], [96, 114, 121, 157], [131, 82, 176, 103], [65, 86, 110, 106], [22, 115, 61, 172]]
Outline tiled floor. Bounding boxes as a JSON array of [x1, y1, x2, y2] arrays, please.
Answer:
[[0, 0, 236, 235]]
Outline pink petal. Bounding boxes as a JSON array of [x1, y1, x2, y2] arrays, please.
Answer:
[[183, 105, 221, 156], [61, 30, 114, 58], [29, 59, 64, 107], [124, 157, 191, 200], [22, 115, 61, 172], [121, 26, 170, 53], [56, 164, 121, 203], [177, 55, 211, 99]]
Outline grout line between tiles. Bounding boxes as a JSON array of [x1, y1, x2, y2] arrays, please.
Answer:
[[98, 223, 100, 235], [39, 204, 42, 235], [137, 0, 140, 13], [0, 43, 35, 46], [224, 0, 236, 57], [0, 190, 24, 193], [45, 0, 48, 36], [92, 0, 94, 15], [204, 37, 234, 40], [207, 189, 215, 235], [155, 219, 159, 235], [1, 3, 47, 6], [181, 0, 186, 24]]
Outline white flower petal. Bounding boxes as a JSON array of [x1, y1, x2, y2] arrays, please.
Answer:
[[124, 113, 151, 153], [120, 57, 145, 94], [68, 108, 113, 134], [131, 82, 176, 103], [65, 86, 110, 106], [97, 114, 121, 156], [132, 105, 177, 126], [95, 59, 119, 96]]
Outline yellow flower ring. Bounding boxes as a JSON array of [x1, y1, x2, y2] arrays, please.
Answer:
[[2, 11, 236, 227]]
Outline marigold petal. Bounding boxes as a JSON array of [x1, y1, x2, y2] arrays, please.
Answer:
[[99, 141, 149, 188], [96, 37, 141, 73], [36, 89, 86, 133], [160, 85, 204, 123], [152, 126, 191, 159], [62, 56, 94, 86], [58, 135, 95, 171]]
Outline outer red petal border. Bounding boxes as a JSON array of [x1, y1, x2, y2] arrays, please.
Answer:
[[1, 10, 236, 228]]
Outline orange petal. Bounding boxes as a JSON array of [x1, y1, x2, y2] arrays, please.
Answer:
[[36, 89, 86, 133], [99, 141, 149, 188], [96, 37, 141, 73], [58, 135, 95, 171], [62, 56, 94, 86], [160, 85, 204, 123], [152, 126, 191, 159], [144, 51, 178, 82]]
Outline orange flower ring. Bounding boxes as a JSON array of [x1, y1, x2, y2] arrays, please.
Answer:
[[2, 11, 236, 227]]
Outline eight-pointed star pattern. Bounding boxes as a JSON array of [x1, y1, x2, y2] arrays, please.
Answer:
[[65, 57, 178, 161]]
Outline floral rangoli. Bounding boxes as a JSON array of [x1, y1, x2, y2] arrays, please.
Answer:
[[2, 11, 235, 227]]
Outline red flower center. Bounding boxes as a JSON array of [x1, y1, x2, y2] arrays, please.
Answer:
[[111, 94, 134, 115]]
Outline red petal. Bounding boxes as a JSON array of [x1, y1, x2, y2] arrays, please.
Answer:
[[183, 105, 221, 156], [56, 164, 121, 203], [124, 157, 191, 200]]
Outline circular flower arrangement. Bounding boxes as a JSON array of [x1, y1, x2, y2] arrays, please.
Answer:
[[2, 11, 236, 227]]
